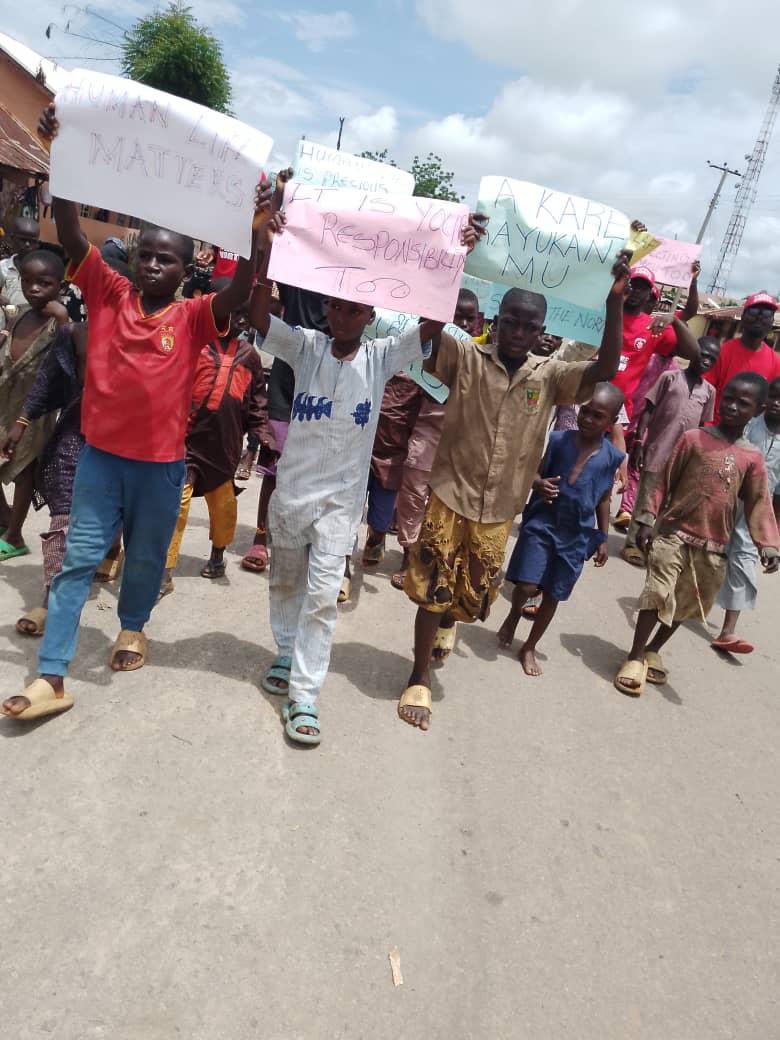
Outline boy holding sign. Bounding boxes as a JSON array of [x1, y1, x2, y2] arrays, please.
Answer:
[[1, 103, 266, 723], [250, 186, 485, 745], [398, 254, 632, 732]]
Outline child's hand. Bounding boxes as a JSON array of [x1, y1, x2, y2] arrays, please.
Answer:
[[649, 314, 672, 335], [615, 458, 628, 492], [461, 213, 488, 254], [594, 543, 608, 567], [1, 421, 27, 460], [609, 250, 632, 298], [760, 550, 779, 574], [629, 441, 644, 472], [636, 523, 653, 554], [630, 219, 647, 234], [42, 300, 69, 326], [534, 474, 560, 503], [38, 103, 58, 142], [691, 260, 701, 280], [274, 167, 294, 207]]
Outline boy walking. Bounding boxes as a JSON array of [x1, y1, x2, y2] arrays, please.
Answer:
[[1, 102, 263, 722], [705, 293, 780, 420], [497, 383, 625, 676], [622, 336, 719, 565], [250, 197, 484, 744], [712, 376, 780, 654], [615, 373, 779, 697], [398, 255, 632, 730]]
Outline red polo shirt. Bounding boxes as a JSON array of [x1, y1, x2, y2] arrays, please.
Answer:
[[68, 246, 227, 462], [704, 337, 780, 420], [612, 311, 678, 421]]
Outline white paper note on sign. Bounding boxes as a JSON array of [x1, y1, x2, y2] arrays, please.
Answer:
[[49, 69, 273, 258]]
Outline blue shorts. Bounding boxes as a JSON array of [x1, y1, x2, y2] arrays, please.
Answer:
[[505, 527, 586, 602], [366, 472, 397, 534]]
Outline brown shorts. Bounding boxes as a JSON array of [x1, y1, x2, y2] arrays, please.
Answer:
[[638, 532, 726, 627], [404, 493, 514, 622]]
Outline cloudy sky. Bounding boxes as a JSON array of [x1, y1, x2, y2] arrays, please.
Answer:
[[6, 0, 780, 297]]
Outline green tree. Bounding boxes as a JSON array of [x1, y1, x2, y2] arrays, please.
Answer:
[[360, 149, 463, 201], [122, 2, 232, 113]]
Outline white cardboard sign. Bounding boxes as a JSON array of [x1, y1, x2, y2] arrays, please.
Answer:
[[50, 69, 273, 257]]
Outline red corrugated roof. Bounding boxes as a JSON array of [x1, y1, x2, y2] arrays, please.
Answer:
[[0, 102, 49, 175]]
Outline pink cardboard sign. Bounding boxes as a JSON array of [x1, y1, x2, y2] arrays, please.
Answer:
[[642, 237, 702, 288], [268, 183, 469, 322]]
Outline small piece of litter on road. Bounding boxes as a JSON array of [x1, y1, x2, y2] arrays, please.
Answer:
[[171, 733, 193, 746], [95, 593, 109, 611], [388, 947, 403, 987]]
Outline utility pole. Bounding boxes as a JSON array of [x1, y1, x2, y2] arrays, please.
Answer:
[[336, 117, 345, 151], [696, 160, 741, 244]]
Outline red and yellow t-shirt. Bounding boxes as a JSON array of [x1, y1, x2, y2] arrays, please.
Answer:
[[68, 246, 226, 462], [612, 311, 678, 421]]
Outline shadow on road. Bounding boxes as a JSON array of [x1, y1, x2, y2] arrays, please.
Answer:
[[558, 631, 684, 706]]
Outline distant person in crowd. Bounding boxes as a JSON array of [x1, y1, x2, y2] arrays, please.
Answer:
[[704, 293, 780, 421], [622, 336, 719, 565], [0, 250, 68, 562], [614, 373, 779, 698], [0, 216, 41, 312]]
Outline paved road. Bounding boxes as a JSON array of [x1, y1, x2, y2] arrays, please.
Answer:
[[1, 484, 778, 1039]]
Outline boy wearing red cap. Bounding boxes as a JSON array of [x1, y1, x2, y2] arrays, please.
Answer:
[[705, 293, 780, 421]]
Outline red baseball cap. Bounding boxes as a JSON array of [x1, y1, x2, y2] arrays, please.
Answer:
[[744, 291, 778, 311], [630, 265, 656, 288]]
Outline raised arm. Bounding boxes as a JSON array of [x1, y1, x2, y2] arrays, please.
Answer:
[[669, 314, 700, 363], [37, 104, 89, 265], [679, 261, 700, 322], [580, 251, 631, 390], [249, 170, 294, 337]]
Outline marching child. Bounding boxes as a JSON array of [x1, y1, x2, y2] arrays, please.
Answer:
[[250, 183, 484, 745], [162, 284, 268, 592], [615, 373, 779, 696], [399, 254, 632, 731], [0, 250, 67, 561], [622, 335, 719, 565], [711, 375, 780, 654], [497, 383, 625, 675], [1, 102, 264, 722]]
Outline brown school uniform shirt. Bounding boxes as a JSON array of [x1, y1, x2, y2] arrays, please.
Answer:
[[370, 372, 424, 490], [647, 426, 779, 554], [430, 333, 590, 523]]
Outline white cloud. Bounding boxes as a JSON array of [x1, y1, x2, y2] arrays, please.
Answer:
[[278, 10, 356, 52]]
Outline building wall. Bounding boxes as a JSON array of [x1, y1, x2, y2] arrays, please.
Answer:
[[0, 50, 50, 137]]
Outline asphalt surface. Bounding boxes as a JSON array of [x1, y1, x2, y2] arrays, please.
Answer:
[[1, 483, 778, 1039]]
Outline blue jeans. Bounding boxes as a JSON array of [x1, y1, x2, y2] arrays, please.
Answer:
[[38, 445, 185, 676], [366, 473, 397, 534]]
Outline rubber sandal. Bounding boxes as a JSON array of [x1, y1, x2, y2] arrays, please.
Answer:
[[110, 629, 147, 671], [614, 658, 648, 697], [283, 701, 321, 745], [200, 560, 226, 579], [711, 638, 754, 655], [612, 512, 632, 531], [261, 655, 292, 694], [94, 548, 124, 582], [645, 650, 668, 684], [362, 541, 385, 566], [2, 678, 73, 721], [390, 571, 406, 590], [522, 601, 540, 619], [398, 684, 432, 726], [241, 544, 268, 573], [432, 623, 456, 663], [621, 546, 646, 568], [0, 538, 30, 562], [337, 577, 352, 603], [16, 606, 48, 637]]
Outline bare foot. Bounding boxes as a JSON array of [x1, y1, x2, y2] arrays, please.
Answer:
[[2, 675, 64, 716], [398, 703, 431, 730], [497, 612, 520, 647], [519, 644, 542, 676]]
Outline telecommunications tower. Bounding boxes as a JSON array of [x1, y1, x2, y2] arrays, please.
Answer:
[[708, 64, 780, 294]]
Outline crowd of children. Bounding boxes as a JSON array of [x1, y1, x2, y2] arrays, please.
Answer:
[[0, 100, 778, 742]]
